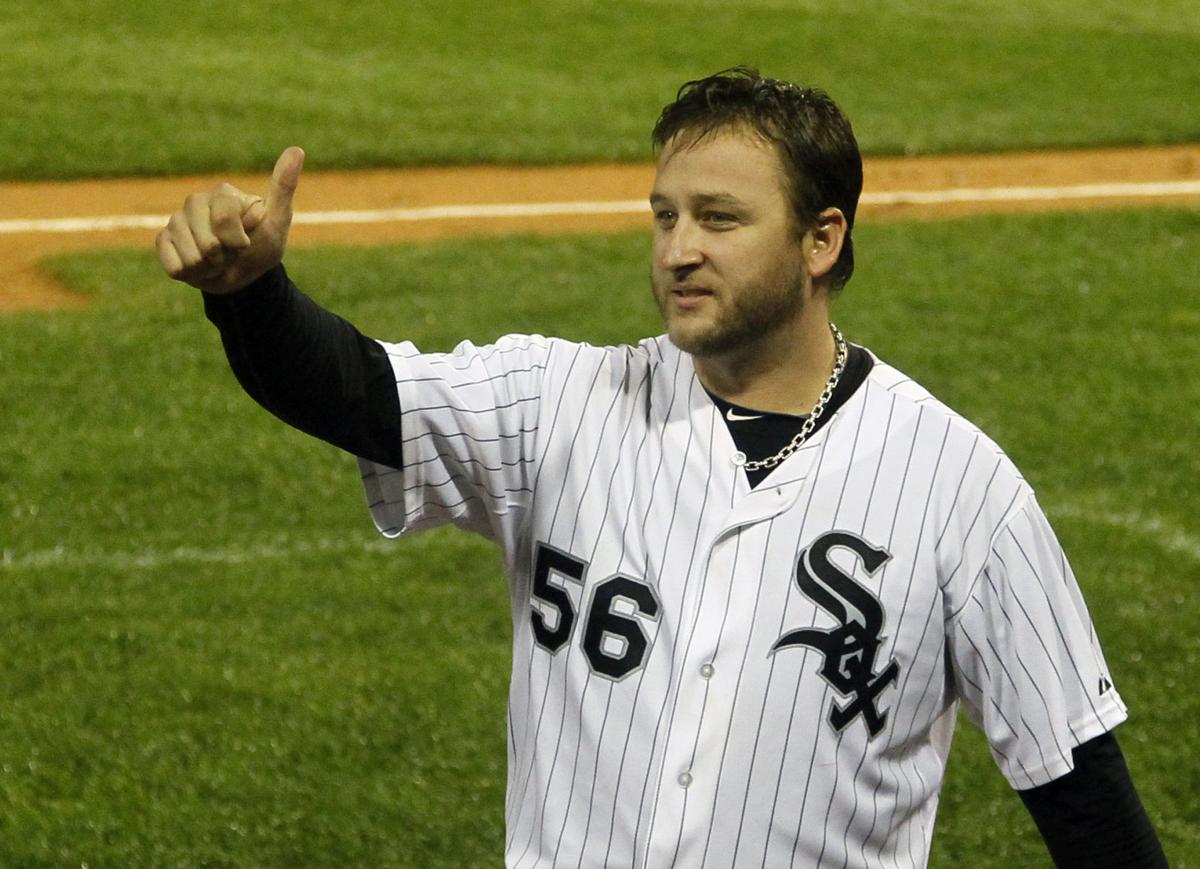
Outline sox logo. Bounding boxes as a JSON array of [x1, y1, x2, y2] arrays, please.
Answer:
[[773, 530, 900, 737]]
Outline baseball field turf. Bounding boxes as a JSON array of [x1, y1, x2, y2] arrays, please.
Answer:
[[3, 0, 1200, 178], [2, 1, 1198, 866]]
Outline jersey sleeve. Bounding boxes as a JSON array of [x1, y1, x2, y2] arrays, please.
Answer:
[[947, 493, 1128, 789], [357, 334, 551, 543]]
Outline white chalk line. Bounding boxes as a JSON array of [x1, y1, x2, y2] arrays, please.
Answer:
[[0, 535, 397, 572], [1049, 503, 1200, 564], [3, 179, 1200, 235], [3, 504, 1195, 573]]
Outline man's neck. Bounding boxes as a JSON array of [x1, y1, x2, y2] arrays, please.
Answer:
[[693, 305, 837, 415]]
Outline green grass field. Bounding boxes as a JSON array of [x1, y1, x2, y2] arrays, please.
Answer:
[[1, 210, 1197, 866], [3, 0, 1199, 178], [3, 0, 1199, 863]]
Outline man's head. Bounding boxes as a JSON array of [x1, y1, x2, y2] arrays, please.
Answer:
[[652, 68, 862, 292], [648, 70, 862, 363]]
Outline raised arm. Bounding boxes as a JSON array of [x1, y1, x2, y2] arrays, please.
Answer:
[[156, 148, 403, 467]]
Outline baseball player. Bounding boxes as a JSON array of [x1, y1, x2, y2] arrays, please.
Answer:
[[158, 69, 1167, 867]]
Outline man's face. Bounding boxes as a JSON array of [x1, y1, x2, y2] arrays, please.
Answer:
[[650, 127, 809, 359]]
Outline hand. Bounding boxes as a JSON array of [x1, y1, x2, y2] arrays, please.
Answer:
[[156, 146, 305, 295]]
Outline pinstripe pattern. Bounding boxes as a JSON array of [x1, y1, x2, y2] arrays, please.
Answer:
[[356, 336, 1127, 868]]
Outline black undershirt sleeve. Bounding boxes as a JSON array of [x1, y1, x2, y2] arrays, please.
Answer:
[[201, 264, 405, 469], [1018, 731, 1167, 867]]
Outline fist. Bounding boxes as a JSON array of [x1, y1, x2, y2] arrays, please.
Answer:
[[156, 147, 305, 295]]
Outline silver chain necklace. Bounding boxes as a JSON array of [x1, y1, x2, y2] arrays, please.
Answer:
[[739, 323, 848, 472]]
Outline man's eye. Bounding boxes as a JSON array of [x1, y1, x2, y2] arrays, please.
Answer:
[[654, 210, 677, 225], [704, 212, 736, 225]]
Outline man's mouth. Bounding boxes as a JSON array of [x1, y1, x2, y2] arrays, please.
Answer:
[[669, 287, 714, 311]]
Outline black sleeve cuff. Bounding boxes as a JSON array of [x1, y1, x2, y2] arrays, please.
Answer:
[[202, 263, 290, 329], [1019, 732, 1167, 868]]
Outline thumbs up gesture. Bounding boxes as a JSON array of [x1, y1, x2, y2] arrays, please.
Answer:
[[157, 147, 305, 295]]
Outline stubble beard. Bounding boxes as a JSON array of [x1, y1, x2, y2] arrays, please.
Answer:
[[652, 271, 808, 360]]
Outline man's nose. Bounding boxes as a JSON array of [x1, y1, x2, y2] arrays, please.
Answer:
[[660, 220, 704, 272]]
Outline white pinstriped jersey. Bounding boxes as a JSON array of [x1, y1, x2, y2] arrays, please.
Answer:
[[358, 333, 1127, 868]]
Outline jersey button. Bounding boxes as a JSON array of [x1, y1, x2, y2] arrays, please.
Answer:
[[699, 663, 715, 679], [677, 771, 693, 788], [731, 451, 747, 467]]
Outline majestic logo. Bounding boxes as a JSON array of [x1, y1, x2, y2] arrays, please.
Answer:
[[773, 531, 900, 737]]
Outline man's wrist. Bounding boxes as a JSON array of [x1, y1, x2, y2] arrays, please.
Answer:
[[201, 263, 291, 337]]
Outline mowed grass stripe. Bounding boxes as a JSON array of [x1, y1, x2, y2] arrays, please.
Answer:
[[4, 0, 1200, 178]]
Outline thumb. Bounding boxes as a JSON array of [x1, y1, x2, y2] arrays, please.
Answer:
[[264, 146, 305, 224]]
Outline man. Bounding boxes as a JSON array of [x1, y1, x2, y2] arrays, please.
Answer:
[[158, 69, 1166, 867]]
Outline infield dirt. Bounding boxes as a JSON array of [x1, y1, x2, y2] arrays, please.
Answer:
[[2, 145, 1198, 312]]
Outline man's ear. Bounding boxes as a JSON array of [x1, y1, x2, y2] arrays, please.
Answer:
[[803, 207, 848, 285]]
